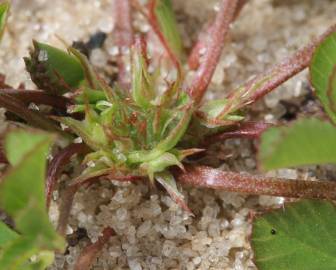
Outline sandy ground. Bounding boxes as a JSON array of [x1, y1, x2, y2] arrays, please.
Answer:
[[1, 0, 336, 269]]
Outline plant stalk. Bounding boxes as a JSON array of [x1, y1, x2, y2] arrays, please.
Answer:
[[188, 0, 247, 70], [0, 93, 70, 138], [188, 0, 239, 104], [113, 0, 134, 89], [175, 165, 336, 200], [0, 88, 72, 110], [46, 143, 89, 209], [217, 23, 336, 119]]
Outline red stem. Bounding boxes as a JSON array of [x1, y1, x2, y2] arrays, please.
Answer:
[[74, 227, 115, 270], [217, 23, 336, 119], [188, 0, 247, 70], [175, 165, 336, 200], [114, 0, 134, 89], [188, 23, 214, 71], [0, 88, 72, 110], [0, 93, 69, 137], [46, 143, 89, 209], [188, 0, 239, 104]]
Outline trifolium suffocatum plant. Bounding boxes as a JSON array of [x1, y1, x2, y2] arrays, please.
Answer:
[[1, 0, 336, 269]]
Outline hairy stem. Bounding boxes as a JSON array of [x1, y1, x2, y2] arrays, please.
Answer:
[[74, 227, 114, 270], [188, 0, 247, 70], [217, 23, 336, 119], [188, 0, 239, 104], [113, 0, 134, 89], [175, 166, 336, 200], [46, 143, 89, 209]]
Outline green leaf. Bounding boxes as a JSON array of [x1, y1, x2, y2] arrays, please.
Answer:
[[5, 130, 50, 166], [68, 47, 101, 90], [310, 31, 336, 124], [154, 0, 183, 60], [131, 39, 154, 110], [128, 103, 194, 163], [0, 222, 18, 247], [200, 99, 229, 119], [140, 152, 183, 180], [258, 118, 336, 170], [252, 200, 336, 270], [56, 116, 107, 151], [0, 131, 54, 214], [0, 1, 9, 41], [0, 130, 65, 269], [24, 41, 85, 94], [155, 103, 194, 152]]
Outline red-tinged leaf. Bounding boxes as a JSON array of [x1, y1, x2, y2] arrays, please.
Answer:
[[46, 143, 89, 209], [175, 165, 336, 199], [113, 0, 134, 89], [74, 227, 114, 270], [188, 0, 240, 104], [173, 148, 205, 160], [201, 121, 271, 146], [147, 0, 181, 70], [131, 35, 155, 109], [151, 0, 184, 60], [155, 171, 192, 213], [24, 41, 85, 95], [217, 23, 336, 119]]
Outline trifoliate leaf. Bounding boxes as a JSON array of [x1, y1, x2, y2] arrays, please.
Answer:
[[252, 200, 336, 270], [310, 31, 336, 124], [5, 130, 50, 166], [258, 118, 336, 170], [0, 130, 65, 269]]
